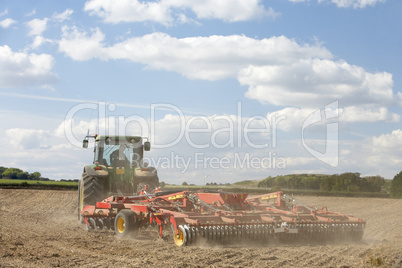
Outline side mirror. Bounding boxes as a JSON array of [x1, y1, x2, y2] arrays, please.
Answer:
[[144, 141, 151, 151], [82, 140, 89, 148]]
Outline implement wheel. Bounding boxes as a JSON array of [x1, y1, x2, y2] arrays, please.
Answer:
[[114, 210, 138, 239], [173, 225, 187, 247]]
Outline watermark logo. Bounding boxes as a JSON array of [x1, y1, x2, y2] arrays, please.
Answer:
[[302, 101, 339, 167], [62, 100, 340, 174], [63, 101, 285, 150]]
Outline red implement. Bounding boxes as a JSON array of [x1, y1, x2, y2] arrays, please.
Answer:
[[81, 190, 365, 246]]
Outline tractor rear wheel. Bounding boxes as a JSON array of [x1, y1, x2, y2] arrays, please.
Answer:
[[78, 172, 106, 222], [114, 210, 138, 239]]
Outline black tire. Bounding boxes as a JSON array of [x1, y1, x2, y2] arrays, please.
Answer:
[[78, 172, 106, 222], [114, 210, 138, 239]]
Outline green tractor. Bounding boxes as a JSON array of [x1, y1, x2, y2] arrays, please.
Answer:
[[78, 135, 159, 220]]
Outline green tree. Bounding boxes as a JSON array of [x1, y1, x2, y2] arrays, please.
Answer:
[[301, 176, 321, 190], [182, 181, 188, 186], [320, 175, 335, 191], [0, 166, 6, 177], [362, 176, 385, 192], [2, 168, 23, 180], [275, 176, 287, 188], [17, 172, 29, 180], [31, 172, 41, 180], [390, 171, 402, 198], [258, 176, 274, 188]]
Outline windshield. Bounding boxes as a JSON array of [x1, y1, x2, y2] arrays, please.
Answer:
[[95, 139, 143, 167]]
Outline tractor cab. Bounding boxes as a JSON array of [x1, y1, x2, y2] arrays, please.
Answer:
[[92, 135, 150, 168], [78, 135, 159, 220]]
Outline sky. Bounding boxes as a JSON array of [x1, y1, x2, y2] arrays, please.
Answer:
[[0, 0, 401, 184]]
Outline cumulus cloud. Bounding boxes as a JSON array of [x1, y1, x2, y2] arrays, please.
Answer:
[[171, 0, 278, 22], [266, 105, 400, 132], [84, 0, 278, 25], [0, 45, 57, 88], [52, 9, 74, 22], [59, 26, 106, 61], [289, 0, 385, 8], [339, 129, 402, 178], [26, 18, 48, 36], [329, 0, 385, 8], [57, 28, 400, 111], [240, 58, 397, 108], [339, 106, 400, 122], [6, 128, 50, 150], [58, 29, 331, 79], [0, 18, 16, 28], [372, 129, 402, 155]]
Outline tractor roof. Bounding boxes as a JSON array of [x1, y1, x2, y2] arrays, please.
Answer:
[[95, 135, 143, 142]]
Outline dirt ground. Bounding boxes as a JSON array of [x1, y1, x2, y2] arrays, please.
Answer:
[[0, 189, 401, 267]]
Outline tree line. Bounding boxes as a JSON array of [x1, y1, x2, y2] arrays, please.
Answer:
[[258, 173, 386, 193], [0, 166, 49, 181]]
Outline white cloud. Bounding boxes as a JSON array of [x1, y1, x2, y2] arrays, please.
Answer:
[[52, 9, 74, 22], [171, 0, 279, 22], [58, 29, 331, 80], [31, 35, 51, 49], [372, 129, 402, 155], [337, 130, 402, 179], [26, 18, 48, 36], [240, 59, 397, 108], [328, 0, 385, 8], [339, 106, 400, 122], [6, 128, 50, 150], [84, 0, 278, 25], [266, 105, 400, 132], [289, 0, 385, 8], [267, 107, 316, 132], [58, 26, 106, 61], [84, 0, 173, 25], [57, 28, 400, 110], [0, 45, 56, 89], [0, 18, 16, 28]]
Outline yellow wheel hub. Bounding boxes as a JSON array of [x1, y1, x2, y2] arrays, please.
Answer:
[[173, 226, 186, 247], [116, 217, 126, 233]]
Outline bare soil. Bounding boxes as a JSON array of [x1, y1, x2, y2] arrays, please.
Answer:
[[1, 189, 401, 267]]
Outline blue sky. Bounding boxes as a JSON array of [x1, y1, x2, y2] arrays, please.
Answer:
[[0, 0, 401, 184]]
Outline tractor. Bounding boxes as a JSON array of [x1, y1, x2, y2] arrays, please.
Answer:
[[78, 135, 159, 220]]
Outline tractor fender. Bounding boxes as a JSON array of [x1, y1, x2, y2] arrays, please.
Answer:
[[134, 167, 158, 178], [83, 165, 109, 179]]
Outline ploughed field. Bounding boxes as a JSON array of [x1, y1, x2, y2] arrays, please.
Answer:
[[0, 189, 401, 267]]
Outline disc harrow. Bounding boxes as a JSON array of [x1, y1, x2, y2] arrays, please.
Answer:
[[80, 190, 365, 246]]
